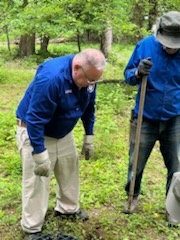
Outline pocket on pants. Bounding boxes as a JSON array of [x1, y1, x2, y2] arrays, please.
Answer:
[[16, 126, 31, 152]]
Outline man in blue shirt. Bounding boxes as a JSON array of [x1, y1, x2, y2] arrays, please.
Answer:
[[123, 11, 180, 225], [16, 48, 106, 239]]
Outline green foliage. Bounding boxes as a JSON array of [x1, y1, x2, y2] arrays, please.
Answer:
[[0, 67, 34, 84], [158, 0, 180, 13], [0, 113, 16, 145], [0, 0, 180, 52], [0, 45, 18, 64], [0, 111, 21, 225], [48, 43, 79, 56], [0, 43, 180, 239], [104, 44, 135, 80]]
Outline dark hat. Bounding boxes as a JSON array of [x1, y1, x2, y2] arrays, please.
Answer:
[[166, 172, 180, 223], [155, 11, 180, 49]]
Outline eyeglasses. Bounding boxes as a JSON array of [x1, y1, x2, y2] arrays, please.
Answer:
[[80, 66, 103, 85]]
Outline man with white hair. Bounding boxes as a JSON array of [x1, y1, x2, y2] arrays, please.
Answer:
[[123, 11, 180, 223], [16, 48, 106, 239]]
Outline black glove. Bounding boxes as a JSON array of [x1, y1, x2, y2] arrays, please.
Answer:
[[137, 58, 153, 76]]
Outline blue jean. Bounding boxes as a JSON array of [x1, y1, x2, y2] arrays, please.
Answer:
[[125, 116, 180, 197]]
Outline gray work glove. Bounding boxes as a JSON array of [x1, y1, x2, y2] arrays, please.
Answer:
[[33, 149, 51, 177], [137, 58, 153, 76], [81, 135, 94, 160]]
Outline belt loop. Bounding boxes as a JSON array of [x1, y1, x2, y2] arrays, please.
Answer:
[[17, 118, 21, 126], [17, 118, 26, 128]]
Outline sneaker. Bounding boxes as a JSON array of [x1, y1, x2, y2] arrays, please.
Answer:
[[24, 233, 40, 240], [54, 209, 89, 221], [24, 232, 53, 240], [123, 196, 139, 214], [166, 212, 179, 228], [55, 233, 78, 240]]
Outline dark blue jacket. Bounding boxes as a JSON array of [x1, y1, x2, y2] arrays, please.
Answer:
[[124, 35, 180, 120], [16, 55, 96, 153]]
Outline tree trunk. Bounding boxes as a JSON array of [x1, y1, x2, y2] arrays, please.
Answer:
[[5, 25, 11, 52], [18, 0, 36, 57], [148, 0, 158, 30], [19, 34, 35, 57], [100, 27, 112, 59], [40, 35, 50, 54], [131, 3, 144, 28], [131, 1, 146, 41], [86, 29, 90, 41], [76, 29, 81, 52]]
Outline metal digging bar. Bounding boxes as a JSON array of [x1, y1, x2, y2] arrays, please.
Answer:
[[127, 75, 147, 213]]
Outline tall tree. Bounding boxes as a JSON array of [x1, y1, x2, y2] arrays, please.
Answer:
[[148, 0, 158, 30], [2, 0, 180, 58], [100, 27, 113, 58], [0, 1, 16, 52], [18, 0, 36, 56]]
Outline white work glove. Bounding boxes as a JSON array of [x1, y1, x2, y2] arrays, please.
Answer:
[[81, 135, 94, 160], [33, 149, 51, 177]]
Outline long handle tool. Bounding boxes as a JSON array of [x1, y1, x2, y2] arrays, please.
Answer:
[[127, 75, 147, 213]]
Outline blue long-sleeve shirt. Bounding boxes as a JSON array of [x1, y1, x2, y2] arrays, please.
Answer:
[[124, 35, 180, 120], [16, 55, 96, 153]]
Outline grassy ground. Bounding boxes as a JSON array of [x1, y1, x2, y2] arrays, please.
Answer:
[[0, 44, 179, 239]]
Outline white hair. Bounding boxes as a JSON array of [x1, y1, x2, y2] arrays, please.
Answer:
[[74, 48, 106, 71]]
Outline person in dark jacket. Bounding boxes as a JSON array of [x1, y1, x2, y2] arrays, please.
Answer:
[[123, 11, 180, 224], [16, 48, 106, 239]]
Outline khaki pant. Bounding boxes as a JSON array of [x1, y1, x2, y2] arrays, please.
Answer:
[[16, 126, 79, 233]]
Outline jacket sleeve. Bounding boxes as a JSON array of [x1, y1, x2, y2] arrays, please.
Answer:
[[81, 88, 96, 135], [26, 73, 59, 154], [124, 42, 142, 86]]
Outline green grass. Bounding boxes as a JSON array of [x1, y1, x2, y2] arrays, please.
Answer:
[[0, 43, 179, 239]]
